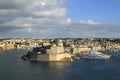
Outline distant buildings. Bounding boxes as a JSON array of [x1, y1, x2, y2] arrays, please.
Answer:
[[0, 38, 120, 53]]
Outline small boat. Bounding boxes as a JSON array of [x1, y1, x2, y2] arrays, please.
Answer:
[[82, 51, 111, 59]]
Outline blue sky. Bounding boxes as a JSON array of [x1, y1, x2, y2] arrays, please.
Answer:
[[67, 0, 120, 24], [0, 0, 120, 38]]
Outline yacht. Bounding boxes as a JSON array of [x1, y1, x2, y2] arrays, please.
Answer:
[[82, 51, 111, 59]]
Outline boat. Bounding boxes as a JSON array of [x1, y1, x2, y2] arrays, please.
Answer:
[[82, 51, 111, 59]]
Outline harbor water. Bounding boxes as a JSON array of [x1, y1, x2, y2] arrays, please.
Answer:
[[0, 49, 120, 80]]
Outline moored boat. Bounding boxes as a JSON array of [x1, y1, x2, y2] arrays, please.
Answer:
[[82, 51, 111, 59]]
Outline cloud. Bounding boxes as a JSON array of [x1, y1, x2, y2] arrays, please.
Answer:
[[0, 0, 120, 38], [0, 19, 120, 38], [1, 17, 33, 27], [80, 20, 99, 25], [0, 0, 66, 25], [0, 0, 67, 33], [0, 0, 66, 17]]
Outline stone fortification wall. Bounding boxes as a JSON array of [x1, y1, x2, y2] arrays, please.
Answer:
[[36, 53, 71, 61], [47, 47, 64, 54], [37, 54, 49, 61]]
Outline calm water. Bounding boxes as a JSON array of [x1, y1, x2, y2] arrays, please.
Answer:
[[0, 49, 120, 80]]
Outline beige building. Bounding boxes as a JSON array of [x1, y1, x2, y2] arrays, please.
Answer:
[[0, 41, 15, 50], [33, 44, 72, 62], [92, 46, 102, 51], [47, 46, 64, 54], [33, 53, 72, 62], [73, 47, 91, 54]]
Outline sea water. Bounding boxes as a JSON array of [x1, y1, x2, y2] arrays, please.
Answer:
[[0, 49, 120, 80]]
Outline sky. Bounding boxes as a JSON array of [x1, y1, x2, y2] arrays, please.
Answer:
[[0, 0, 120, 38]]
